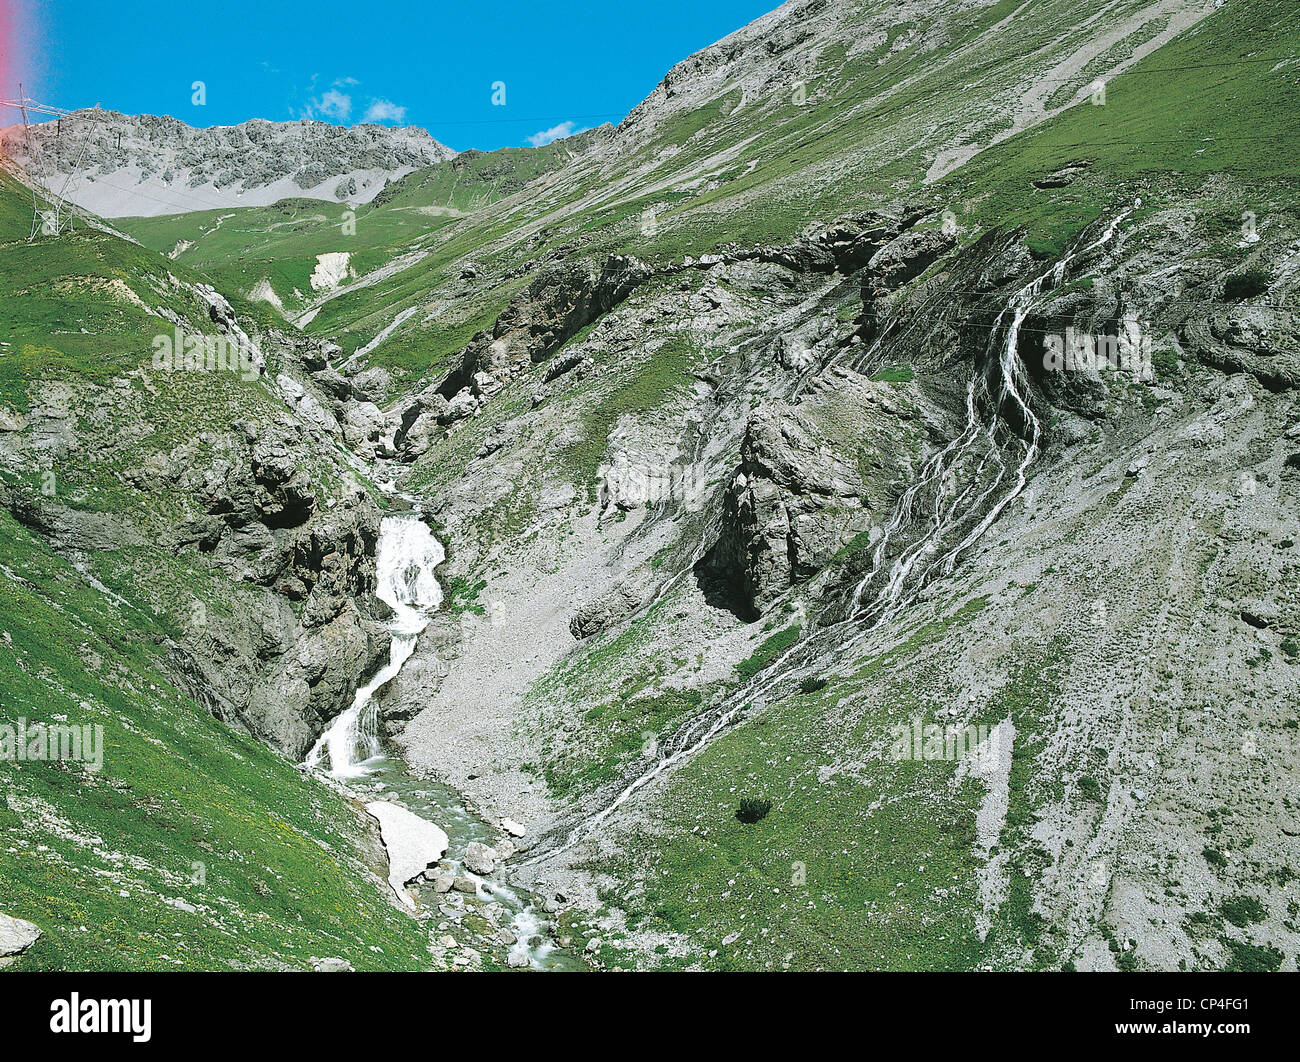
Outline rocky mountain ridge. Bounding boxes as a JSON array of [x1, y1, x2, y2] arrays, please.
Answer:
[[0, 110, 456, 217], [1, 0, 1297, 974]]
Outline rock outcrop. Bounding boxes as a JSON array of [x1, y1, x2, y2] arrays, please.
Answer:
[[444, 255, 653, 392], [162, 423, 387, 757], [0, 912, 41, 968], [699, 368, 916, 617]]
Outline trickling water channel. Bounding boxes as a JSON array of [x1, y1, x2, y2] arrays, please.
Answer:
[[528, 212, 1134, 865], [305, 512, 581, 971]]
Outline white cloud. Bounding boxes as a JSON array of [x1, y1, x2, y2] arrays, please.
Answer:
[[306, 88, 352, 121], [526, 121, 579, 147], [363, 99, 407, 124]]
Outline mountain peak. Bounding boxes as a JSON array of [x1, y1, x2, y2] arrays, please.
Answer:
[[0, 111, 456, 217]]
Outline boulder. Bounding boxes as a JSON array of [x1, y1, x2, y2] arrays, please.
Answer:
[[398, 402, 450, 459], [351, 366, 391, 403], [570, 584, 646, 639], [342, 401, 388, 452], [444, 389, 478, 423], [314, 368, 353, 400], [463, 841, 498, 875], [0, 912, 40, 966], [434, 255, 653, 399]]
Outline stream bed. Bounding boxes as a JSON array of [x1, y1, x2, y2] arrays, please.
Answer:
[[348, 756, 584, 971], [305, 513, 583, 972]]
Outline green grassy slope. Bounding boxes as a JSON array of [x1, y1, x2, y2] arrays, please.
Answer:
[[575, 599, 1005, 971], [114, 134, 600, 328], [942, 0, 1300, 255], [0, 512, 427, 971], [0, 167, 425, 971]]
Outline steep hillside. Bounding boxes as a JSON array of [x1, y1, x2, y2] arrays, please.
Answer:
[[340, 0, 1294, 971], [1, 0, 1297, 974], [280, 0, 1234, 391], [0, 510, 432, 971], [0, 165, 446, 969]]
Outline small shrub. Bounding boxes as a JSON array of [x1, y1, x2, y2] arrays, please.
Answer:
[[1223, 270, 1270, 301], [1203, 846, 1229, 869], [1221, 895, 1267, 928], [1186, 911, 1223, 935], [1223, 939, 1283, 972], [736, 797, 772, 824], [799, 676, 829, 694], [1078, 776, 1103, 802], [1149, 344, 1180, 378]]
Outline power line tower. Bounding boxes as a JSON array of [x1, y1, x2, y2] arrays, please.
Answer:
[[0, 87, 114, 239]]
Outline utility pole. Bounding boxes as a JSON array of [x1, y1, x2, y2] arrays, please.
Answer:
[[1, 89, 113, 239]]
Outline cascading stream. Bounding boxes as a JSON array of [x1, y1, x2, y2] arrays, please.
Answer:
[[302, 510, 577, 969], [525, 211, 1131, 866], [305, 514, 444, 778], [844, 209, 1131, 637]]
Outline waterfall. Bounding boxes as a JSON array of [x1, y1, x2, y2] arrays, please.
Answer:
[[525, 211, 1133, 867], [844, 209, 1132, 633], [305, 514, 444, 778], [301, 512, 579, 968]]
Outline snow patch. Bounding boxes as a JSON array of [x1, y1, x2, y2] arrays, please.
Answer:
[[957, 717, 1016, 941], [366, 801, 449, 910]]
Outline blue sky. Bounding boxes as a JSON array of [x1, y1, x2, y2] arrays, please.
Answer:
[[16, 0, 779, 150]]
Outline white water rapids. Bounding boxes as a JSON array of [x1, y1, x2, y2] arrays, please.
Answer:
[[302, 512, 575, 969], [305, 514, 444, 777]]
